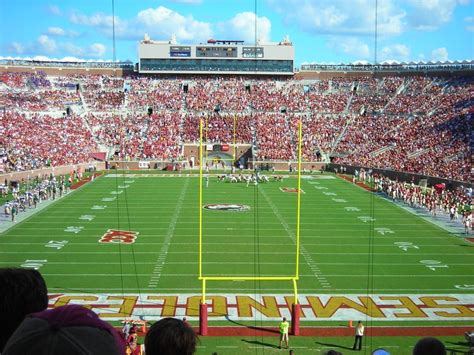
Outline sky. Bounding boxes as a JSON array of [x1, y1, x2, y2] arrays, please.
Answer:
[[0, 0, 473, 66]]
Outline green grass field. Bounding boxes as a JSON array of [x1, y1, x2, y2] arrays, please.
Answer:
[[1, 172, 473, 354]]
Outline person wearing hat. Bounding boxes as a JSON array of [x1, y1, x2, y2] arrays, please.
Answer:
[[2, 304, 126, 355]]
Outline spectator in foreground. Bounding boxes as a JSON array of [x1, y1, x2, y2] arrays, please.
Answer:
[[413, 337, 446, 355], [0, 268, 48, 352], [2, 304, 126, 355], [145, 317, 197, 355]]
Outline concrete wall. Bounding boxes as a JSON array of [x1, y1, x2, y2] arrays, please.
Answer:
[[1, 162, 106, 183]]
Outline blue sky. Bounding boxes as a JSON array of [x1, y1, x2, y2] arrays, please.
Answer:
[[0, 0, 473, 65]]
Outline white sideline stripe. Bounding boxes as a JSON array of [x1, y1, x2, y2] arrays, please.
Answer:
[[246, 187, 331, 288], [148, 178, 189, 288], [46, 287, 469, 291], [40, 273, 472, 278]]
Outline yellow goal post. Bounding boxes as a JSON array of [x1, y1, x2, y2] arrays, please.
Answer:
[[198, 118, 304, 305]]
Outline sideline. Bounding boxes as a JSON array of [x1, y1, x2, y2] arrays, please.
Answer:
[[0, 176, 100, 234], [336, 174, 467, 236]]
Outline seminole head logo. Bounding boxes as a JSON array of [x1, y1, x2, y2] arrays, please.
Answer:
[[203, 204, 250, 212]]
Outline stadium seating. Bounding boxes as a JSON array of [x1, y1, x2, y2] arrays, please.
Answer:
[[0, 71, 471, 181]]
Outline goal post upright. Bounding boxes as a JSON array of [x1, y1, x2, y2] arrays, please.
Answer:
[[198, 117, 304, 336], [295, 119, 303, 284], [233, 114, 237, 162], [292, 119, 303, 335], [199, 118, 203, 280]]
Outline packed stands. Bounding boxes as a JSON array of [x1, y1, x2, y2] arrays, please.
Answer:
[[0, 69, 472, 182]]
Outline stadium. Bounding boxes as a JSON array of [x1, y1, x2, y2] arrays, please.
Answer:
[[0, 1, 473, 354]]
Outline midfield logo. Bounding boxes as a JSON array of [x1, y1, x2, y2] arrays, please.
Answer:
[[99, 229, 139, 244], [280, 187, 305, 193], [203, 204, 250, 212]]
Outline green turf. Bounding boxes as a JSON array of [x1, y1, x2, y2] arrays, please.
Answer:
[[193, 335, 472, 354], [1, 173, 473, 332]]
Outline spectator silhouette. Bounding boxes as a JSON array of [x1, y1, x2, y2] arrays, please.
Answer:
[[2, 304, 125, 355], [0, 268, 48, 352], [145, 317, 197, 355], [413, 337, 446, 355]]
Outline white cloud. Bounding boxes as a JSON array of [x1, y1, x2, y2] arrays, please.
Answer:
[[89, 43, 106, 58], [327, 37, 370, 59], [47, 5, 61, 16], [10, 42, 25, 54], [431, 47, 449, 61], [47, 27, 66, 36], [169, 0, 202, 3], [135, 6, 212, 42], [216, 12, 271, 44], [63, 43, 106, 58], [465, 16, 474, 31], [47, 27, 80, 38], [70, 12, 114, 27], [405, 0, 466, 30], [380, 44, 411, 61], [63, 43, 84, 57], [267, 0, 406, 36], [69, 6, 212, 42], [37, 35, 57, 53]]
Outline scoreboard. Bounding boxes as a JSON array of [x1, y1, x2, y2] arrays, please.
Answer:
[[138, 36, 294, 75], [196, 46, 238, 58], [170, 46, 191, 57]]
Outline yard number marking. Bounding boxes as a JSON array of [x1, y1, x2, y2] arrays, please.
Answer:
[[91, 205, 107, 210], [323, 192, 337, 196], [375, 227, 394, 235], [64, 226, 84, 234], [21, 259, 47, 270], [358, 216, 376, 223], [345, 207, 361, 212], [101, 197, 116, 202], [420, 260, 448, 271], [332, 198, 347, 203], [45, 240, 68, 250], [79, 215, 95, 221], [394, 242, 419, 251]]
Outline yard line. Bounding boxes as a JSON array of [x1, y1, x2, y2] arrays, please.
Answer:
[[148, 177, 189, 288], [259, 186, 332, 289]]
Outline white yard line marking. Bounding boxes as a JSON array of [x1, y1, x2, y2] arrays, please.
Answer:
[[148, 178, 189, 289], [258, 187, 332, 289]]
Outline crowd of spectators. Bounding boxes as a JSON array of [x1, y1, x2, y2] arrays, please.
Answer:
[[1, 112, 97, 172], [0, 71, 471, 181]]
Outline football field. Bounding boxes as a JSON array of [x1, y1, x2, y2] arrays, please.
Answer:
[[1, 172, 473, 330]]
